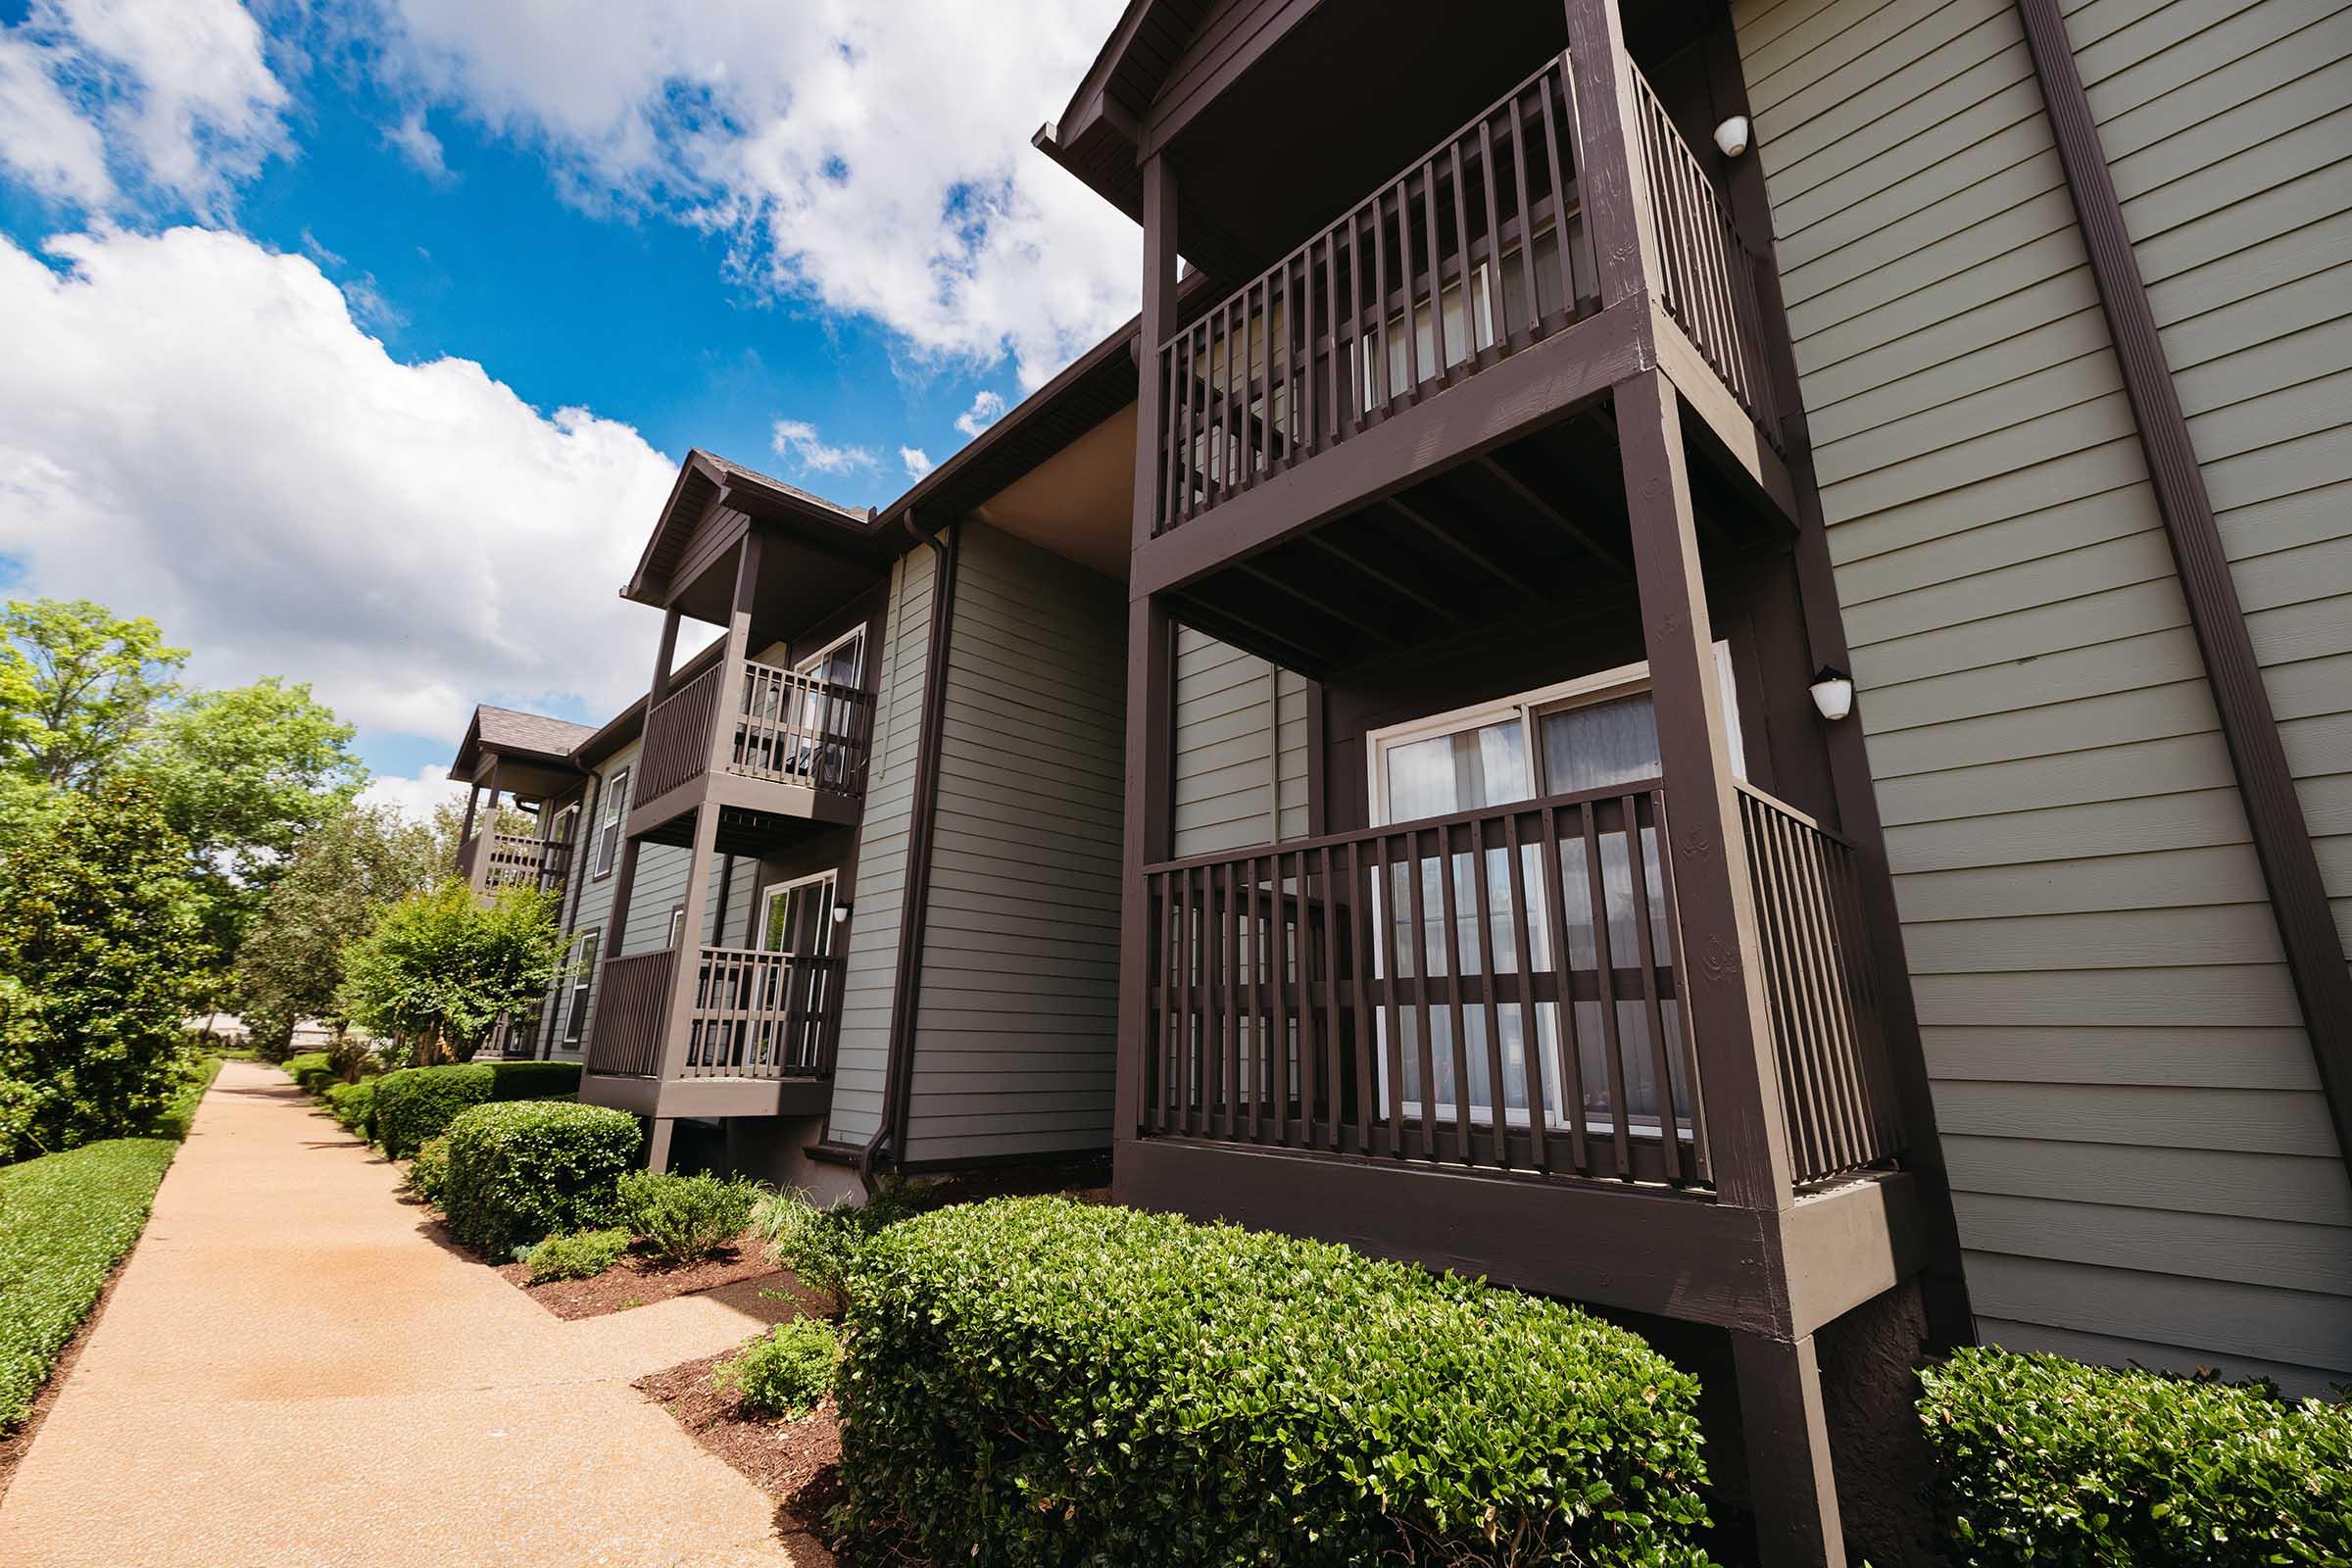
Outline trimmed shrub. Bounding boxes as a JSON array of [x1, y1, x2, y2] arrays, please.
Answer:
[[284, 1052, 334, 1096], [753, 1177, 934, 1312], [323, 1077, 376, 1136], [406, 1135, 450, 1206], [440, 1100, 639, 1255], [1, 1138, 179, 1427], [838, 1197, 1712, 1567], [718, 1316, 839, 1419], [617, 1169, 760, 1265], [1919, 1347, 2351, 1566], [370, 1060, 580, 1158], [523, 1227, 632, 1284]]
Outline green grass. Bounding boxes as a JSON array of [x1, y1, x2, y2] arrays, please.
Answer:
[[0, 1053, 220, 1429]]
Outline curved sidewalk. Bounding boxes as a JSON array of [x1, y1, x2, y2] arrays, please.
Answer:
[[0, 1060, 804, 1568]]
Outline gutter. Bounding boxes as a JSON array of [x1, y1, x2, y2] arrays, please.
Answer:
[[858, 509, 960, 1191]]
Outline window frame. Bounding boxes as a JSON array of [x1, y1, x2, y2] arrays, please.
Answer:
[[562, 929, 600, 1046], [591, 766, 629, 880]]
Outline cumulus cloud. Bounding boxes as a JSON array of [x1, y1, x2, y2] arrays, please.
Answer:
[[771, 418, 874, 477], [954, 389, 1007, 439], [0, 225, 687, 747], [0, 0, 288, 217], [369, 0, 1138, 389], [898, 446, 933, 481], [358, 762, 464, 823]]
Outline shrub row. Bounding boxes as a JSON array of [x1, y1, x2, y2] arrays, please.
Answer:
[[720, 1316, 840, 1419], [0, 1138, 180, 1427], [440, 1100, 640, 1254], [323, 1078, 376, 1137], [1919, 1347, 2350, 1566], [283, 1052, 336, 1095], [372, 1061, 580, 1158], [838, 1197, 1713, 1567]]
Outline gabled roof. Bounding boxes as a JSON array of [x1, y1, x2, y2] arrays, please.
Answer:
[[450, 705, 597, 777], [622, 449, 882, 609]]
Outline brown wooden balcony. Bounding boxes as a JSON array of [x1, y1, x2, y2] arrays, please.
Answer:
[[579, 942, 840, 1120], [455, 830, 571, 899], [629, 655, 875, 848]]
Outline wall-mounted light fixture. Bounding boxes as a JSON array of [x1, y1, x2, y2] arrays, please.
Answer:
[[1713, 115, 1751, 159], [833, 902, 853, 923], [1809, 665, 1854, 722]]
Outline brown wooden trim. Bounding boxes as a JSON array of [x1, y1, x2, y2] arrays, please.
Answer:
[[2017, 0, 2352, 1159], [864, 514, 960, 1186], [1303, 679, 1327, 836]]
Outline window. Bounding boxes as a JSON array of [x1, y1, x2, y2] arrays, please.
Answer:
[[1362, 646, 1744, 1139], [666, 903, 686, 950], [592, 767, 628, 878], [563, 930, 599, 1045], [758, 871, 838, 956], [550, 803, 579, 846]]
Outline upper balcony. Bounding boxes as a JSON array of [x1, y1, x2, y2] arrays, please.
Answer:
[[628, 653, 875, 849], [455, 829, 572, 899]]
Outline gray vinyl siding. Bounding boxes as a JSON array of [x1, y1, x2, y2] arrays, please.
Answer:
[[902, 524, 1126, 1164], [2066, 0, 2352, 952], [553, 743, 639, 1055], [823, 546, 933, 1144], [1737, 0, 2351, 1392], [1171, 626, 1309, 857]]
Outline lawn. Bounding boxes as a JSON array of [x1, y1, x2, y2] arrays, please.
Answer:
[[0, 1055, 221, 1428]]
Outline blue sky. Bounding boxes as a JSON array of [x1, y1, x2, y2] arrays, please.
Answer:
[[0, 0, 1132, 807]]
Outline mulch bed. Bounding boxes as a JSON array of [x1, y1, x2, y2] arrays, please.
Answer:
[[0, 1260, 126, 1505], [495, 1234, 807, 1320], [636, 1348, 849, 1566]]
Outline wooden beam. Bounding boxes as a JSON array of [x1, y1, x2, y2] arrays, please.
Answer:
[[1238, 561, 1400, 650], [1384, 494, 1546, 606], [1304, 530, 1470, 627], [1473, 450, 1629, 570], [2016, 0, 2352, 1164], [1732, 1333, 1848, 1568]]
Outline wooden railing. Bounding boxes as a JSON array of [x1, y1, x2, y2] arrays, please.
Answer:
[[481, 832, 568, 894], [581, 949, 676, 1078], [1140, 783, 1708, 1186], [732, 661, 874, 798], [678, 945, 842, 1080], [1150, 54, 1600, 536], [1629, 67, 1782, 444], [639, 662, 726, 804], [1736, 784, 1903, 1184], [636, 659, 874, 809]]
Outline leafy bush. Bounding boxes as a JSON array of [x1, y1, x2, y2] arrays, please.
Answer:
[[523, 1227, 632, 1284], [1919, 1347, 2351, 1566], [718, 1316, 839, 1419], [838, 1198, 1712, 1567], [1, 1137, 179, 1427], [336, 880, 570, 1061], [323, 1077, 376, 1136], [370, 1060, 580, 1158], [618, 1169, 760, 1265], [284, 1052, 335, 1096], [753, 1177, 934, 1312], [440, 1100, 639, 1255], [406, 1135, 451, 1206]]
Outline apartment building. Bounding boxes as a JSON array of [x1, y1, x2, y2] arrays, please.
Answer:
[[440, 1, 2348, 1559]]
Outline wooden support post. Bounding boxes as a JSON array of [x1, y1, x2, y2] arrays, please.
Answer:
[[1733, 1331, 1846, 1568], [649, 605, 682, 706], [459, 781, 480, 847], [1616, 368, 1791, 1210], [646, 1117, 676, 1175], [1561, 0, 1661, 309]]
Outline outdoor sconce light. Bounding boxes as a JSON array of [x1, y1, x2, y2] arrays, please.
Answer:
[[833, 903, 852, 924], [1713, 115, 1751, 158], [1809, 666, 1854, 722]]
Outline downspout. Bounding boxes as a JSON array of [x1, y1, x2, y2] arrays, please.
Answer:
[[858, 510, 959, 1191]]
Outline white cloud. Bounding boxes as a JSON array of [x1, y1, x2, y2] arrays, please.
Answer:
[[370, 0, 1138, 390], [898, 446, 933, 480], [382, 107, 447, 179], [358, 762, 464, 824], [770, 417, 873, 477], [0, 225, 687, 748], [0, 0, 288, 217], [954, 388, 1006, 439]]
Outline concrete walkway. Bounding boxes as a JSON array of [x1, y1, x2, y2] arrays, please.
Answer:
[[0, 1061, 804, 1567]]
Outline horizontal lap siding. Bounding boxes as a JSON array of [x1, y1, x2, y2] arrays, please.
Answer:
[[1737, 0, 2352, 1392], [902, 524, 1126, 1164], [555, 744, 639, 1055], [1171, 626, 1309, 857], [825, 548, 931, 1144]]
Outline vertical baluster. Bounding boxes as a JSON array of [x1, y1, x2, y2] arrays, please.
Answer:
[[1421, 158, 1448, 382], [1179, 327, 1199, 523], [1395, 176, 1420, 400], [1154, 872, 1174, 1133], [1762, 808, 1839, 1179], [1244, 278, 1262, 489], [1346, 206, 1365, 434], [1159, 341, 1180, 534], [1581, 801, 1632, 1177], [1506, 84, 1541, 341], [1216, 301, 1235, 504], [1370, 195, 1391, 416], [1478, 116, 1507, 347], [1741, 798, 1817, 1177], [1537, 805, 1589, 1173], [1503, 810, 1549, 1169], [1218, 858, 1238, 1139], [1622, 794, 1685, 1184], [1449, 140, 1477, 364], [1794, 817, 1873, 1175], [1301, 239, 1319, 455], [1470, 816, 1510, 1166], [1290, 849, 1312, 1148], [1323, 234, 1341, 446], [1538, 66, 1577, 322], [1346, 842, 1374, 1153], [1318, 845, 1344, 1152], [1372, 834, 1406, 1156], [1435, 822, 1475, 1163], [1403, 830, 1439, 1161], [1274, 253, 1293, 469]]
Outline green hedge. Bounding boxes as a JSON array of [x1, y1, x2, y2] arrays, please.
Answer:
[[440, 1100, 639, 1255], [323, 1077, 377, 1137], [0, 1138, 179, 1427], [523, 1227, 632, 1283], [1920, 1348, 2351, 1566], [284, 1052, 335, 1096], [720, 1316, 840, 1419], [370, 1061, 580, 1158], [406, 1136, 451, 1206], [839, 1198, 1713, 1567]]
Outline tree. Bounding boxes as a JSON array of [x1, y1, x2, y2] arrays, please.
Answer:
[[0, 599, 185, 788], [336, 881, 571, 1063], [0, 778, 207, 1158], [130, 677, 368, 960], [231, 804, 446, 1059]]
